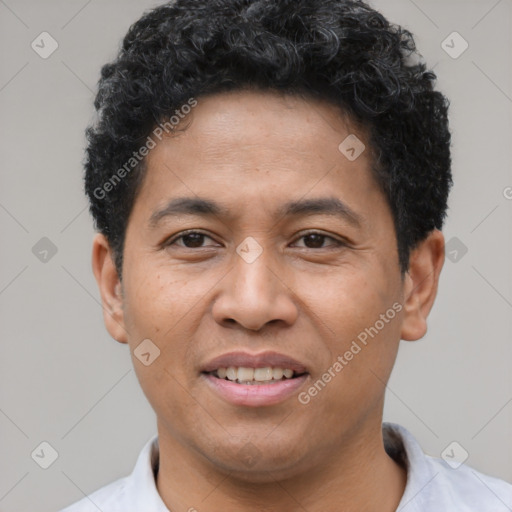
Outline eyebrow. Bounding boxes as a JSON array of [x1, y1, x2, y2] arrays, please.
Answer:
[[149, 197, 230, 227], [149, 196, 362, 228]]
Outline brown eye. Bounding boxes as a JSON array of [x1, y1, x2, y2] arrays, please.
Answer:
[[293, 232, 344, 249], [166, 230, 218, 248], [303, 234, 327, 248], [180, 233, 207, 247]]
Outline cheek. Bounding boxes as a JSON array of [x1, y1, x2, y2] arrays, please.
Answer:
[[121, 264, 204, 418], [295, 266, 393, 340], [123, 262, 200, 337], [297, 265, 402, 388], [120, 267, 192, 397]]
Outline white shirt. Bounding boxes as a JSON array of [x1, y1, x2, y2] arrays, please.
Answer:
[[59, 423, 512, 511]]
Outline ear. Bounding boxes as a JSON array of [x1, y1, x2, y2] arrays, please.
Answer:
[[400, 229, 445, 341], [91, 233, 128, 344]]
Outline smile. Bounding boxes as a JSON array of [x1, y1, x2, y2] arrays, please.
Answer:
[[202, 369, 308, 407], [210, 366, 303, 384]]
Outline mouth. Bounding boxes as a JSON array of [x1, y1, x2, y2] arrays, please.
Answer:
[[201, 351, 309, 406], [204, 366, 307, 385]]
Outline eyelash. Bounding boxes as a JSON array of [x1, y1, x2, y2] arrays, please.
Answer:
[[164, 229, 346, 250]]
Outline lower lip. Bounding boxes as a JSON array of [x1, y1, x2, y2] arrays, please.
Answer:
[[203, 373, 308, 407]]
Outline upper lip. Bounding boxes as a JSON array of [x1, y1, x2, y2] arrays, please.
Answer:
[[201, 351, 308, 374]]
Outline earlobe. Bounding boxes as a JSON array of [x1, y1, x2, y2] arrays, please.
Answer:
[[400, 230, 445, 342], [91, 233, 128, 344]]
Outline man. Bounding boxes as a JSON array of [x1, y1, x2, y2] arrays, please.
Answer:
[[60, 0, 512, 510]]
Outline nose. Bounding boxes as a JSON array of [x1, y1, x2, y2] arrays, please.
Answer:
[[212, 246, 299, 331]]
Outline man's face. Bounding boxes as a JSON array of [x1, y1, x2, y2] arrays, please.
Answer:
[[105, 90, 412, 478]]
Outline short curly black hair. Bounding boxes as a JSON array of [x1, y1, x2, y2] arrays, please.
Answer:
[[85, 0, 452, 277]]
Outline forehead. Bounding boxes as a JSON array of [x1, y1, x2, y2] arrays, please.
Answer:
[[162, 90, 367, 160], [133, 89, 385, 223]]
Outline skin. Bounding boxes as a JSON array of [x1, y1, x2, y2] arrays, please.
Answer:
[[92, 90, 445, 512]]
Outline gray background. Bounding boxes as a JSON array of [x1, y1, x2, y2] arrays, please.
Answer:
[[0, 0, 511, 510]]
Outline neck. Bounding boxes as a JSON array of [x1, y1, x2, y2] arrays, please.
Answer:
[[155, 420, 407, 512]]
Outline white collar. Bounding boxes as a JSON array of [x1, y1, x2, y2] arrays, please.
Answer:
[[60, 422, 512, 511]]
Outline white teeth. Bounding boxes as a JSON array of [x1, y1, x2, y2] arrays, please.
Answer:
[[214, 366, 298, 383], [254, 367, 273, 381], [226, 367, 237, 380], [272, 368, 284, 380], [237, 367, 254, 381]]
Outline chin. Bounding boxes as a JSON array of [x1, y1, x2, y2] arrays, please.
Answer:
[[204, 438, 312, 483]]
